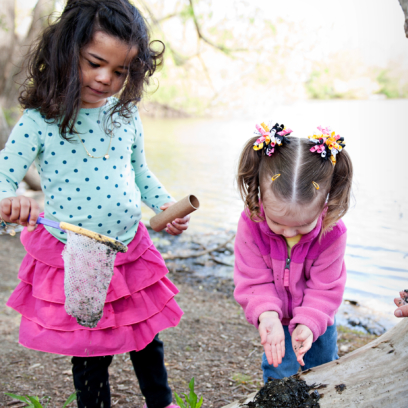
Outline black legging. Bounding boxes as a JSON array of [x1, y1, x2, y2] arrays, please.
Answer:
[[72, 335, 172, 408]]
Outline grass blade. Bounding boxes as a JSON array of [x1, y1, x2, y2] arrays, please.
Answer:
[[62, 392, 77, 407], [4, 393, 30, 403], [174, 392, 186, 408]]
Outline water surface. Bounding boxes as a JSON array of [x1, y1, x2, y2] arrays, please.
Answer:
[[141, 99, 408, 330]]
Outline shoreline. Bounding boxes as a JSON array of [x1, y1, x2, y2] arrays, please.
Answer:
[[148, 226, 396, 336]]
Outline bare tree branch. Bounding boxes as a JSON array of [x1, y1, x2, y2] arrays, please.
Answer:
[[188, 0, 247, 54], [158, 12, 179, 22]]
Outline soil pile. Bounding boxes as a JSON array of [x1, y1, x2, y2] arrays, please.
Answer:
[[244, 375, 323, 408]]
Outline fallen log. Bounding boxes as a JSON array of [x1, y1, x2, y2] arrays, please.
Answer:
[[222, 318, 408, 408]]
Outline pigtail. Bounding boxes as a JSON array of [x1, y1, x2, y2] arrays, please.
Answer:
[[322, 149, 353, 235], [237, 137, 264, 221]]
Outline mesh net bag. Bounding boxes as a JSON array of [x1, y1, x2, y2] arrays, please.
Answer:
[[62, 231, 118, 328]]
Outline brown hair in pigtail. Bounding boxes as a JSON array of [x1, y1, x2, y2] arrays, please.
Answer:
[[237, 137, 263, 221], [237, 124, 353, 234], [322, 149, 353, 235]]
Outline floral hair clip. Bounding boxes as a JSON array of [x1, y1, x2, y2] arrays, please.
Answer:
[[308, 126, 345, 166], [253, 122, 292, 156]]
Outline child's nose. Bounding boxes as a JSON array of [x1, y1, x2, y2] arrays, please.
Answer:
[[96, 70, 112, 85]]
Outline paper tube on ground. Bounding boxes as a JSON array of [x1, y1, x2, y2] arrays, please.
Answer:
[[150, 195, 200, 232]]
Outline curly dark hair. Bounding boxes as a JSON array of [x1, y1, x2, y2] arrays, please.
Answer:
[[18, 0, 164, 140]]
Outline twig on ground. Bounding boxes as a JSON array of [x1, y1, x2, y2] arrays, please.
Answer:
[[162, 234, 235, 260]]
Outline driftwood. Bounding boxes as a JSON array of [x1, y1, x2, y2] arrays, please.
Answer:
[[162, 234, 235, 260], [222, 318, 408, 408]]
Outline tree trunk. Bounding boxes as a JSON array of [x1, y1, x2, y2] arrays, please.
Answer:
[[0, 0, 55, 190], [0, 0, 16, 95], [398, 0, 408, 37], [223, 318, 408, 408], [0, 0, 56, 117]]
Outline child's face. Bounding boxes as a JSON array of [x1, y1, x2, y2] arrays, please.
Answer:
[[79, 31, 138, 109], [262, 191, 322, 238]]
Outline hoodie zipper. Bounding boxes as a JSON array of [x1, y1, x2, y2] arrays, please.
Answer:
[[284, 256, 293, 318]]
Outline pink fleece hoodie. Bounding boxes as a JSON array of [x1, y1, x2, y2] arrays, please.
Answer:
[[233, 210, 347, 342]]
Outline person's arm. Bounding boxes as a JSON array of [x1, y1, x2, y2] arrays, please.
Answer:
[[234, 216, 284, 325], [0, 112, 41, 231], [289, 231, 347, 342], [130, 108, 188, 235], [234, 215, 286, 366]]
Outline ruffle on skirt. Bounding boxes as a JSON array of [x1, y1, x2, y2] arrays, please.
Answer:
[[6, 222, 183, 357]]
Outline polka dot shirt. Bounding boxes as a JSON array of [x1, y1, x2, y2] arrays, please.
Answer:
[[0, 101, 174, 244]]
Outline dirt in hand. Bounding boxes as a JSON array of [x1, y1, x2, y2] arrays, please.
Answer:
[[243, 375, 322, 408]]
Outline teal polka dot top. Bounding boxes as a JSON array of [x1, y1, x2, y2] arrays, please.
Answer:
[[0, 99, 174, 244]]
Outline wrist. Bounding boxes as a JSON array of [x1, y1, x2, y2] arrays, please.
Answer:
[[259, 311, 279, 323]]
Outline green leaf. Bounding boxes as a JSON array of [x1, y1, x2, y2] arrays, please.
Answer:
[[26, 395, 43, 408], [174, 392, 186, 408], [196, 395, 204, 408], [4, 393, 30, 403], [62, 392, 77, 407], [183, 393, 191, 406], [188, 377, 197, 407]]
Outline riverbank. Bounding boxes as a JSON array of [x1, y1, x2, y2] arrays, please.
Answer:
[[0, 229, 380, 408]]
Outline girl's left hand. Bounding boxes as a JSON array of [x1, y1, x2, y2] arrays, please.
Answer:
[[291, 324, 313, 366], [160, 202, 190, 235]]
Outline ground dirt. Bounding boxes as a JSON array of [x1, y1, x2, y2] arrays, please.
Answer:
[[0, 233, 378, 408]]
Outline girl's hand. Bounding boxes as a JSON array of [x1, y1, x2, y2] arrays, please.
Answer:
[[160, 202, 190, 236], [291, 324, 313, 366], [0, 196, 40, 232], [258, 311, 285, 367]]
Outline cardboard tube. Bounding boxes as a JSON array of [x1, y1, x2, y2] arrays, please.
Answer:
[[150, 195, 200, 232]]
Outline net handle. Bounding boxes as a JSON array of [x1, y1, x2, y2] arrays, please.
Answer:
[[59, 222, 128, 253]]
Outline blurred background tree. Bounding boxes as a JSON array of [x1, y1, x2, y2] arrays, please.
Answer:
[[1, 0, 408, 145]]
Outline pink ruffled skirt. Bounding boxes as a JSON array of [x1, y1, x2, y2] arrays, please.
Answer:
[[6, 222, 183, 357]]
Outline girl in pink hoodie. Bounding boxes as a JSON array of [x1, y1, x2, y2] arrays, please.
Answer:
[[234, 123, 353, 381]]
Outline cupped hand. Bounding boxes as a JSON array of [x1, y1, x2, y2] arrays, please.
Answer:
[[291, 324, 313, 366], [258, 311, 285, 368], [0, 196, 40, 232], [160, 202, 190, 236], [394, 290, 408, 318]]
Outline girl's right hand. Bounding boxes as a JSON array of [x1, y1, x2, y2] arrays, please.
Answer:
[[0, 196, 40, 232], [258, 311, 285, 367]]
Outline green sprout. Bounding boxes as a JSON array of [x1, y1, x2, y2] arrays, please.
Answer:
[[4, 392, 76, 408], [174, 378, 203, 408]]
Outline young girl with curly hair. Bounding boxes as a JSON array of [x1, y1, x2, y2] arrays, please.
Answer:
[[0, 1, 187, 406]]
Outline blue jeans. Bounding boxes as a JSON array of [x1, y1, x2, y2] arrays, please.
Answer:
[[262, 321, 338, 382]]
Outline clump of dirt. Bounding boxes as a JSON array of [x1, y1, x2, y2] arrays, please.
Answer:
[[335, 383, 346, 394], [243, 375, 323, 408]]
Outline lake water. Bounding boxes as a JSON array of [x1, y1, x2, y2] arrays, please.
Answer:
[[141, 99, 408, 331]]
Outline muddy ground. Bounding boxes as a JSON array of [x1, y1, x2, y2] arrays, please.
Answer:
[[0, 231, 378, 408]]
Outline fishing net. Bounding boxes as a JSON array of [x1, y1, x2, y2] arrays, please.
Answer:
[[62, 230, 118, 328]]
